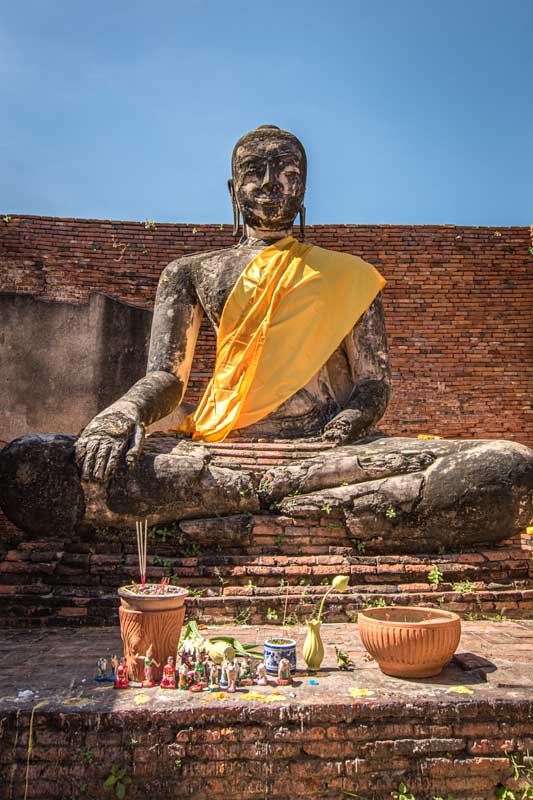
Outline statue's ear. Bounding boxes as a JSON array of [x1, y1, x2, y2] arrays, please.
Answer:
[[228, 179, 241, 238]]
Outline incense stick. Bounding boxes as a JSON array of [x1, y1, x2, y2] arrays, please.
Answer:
[[135, 519, 148, 586]]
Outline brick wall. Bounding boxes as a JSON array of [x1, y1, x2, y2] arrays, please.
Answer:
[[1, 215, 531, 444], [1, 701, 532, 799]]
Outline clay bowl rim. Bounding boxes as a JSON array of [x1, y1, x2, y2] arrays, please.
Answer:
[[118, 585, 189, 602], [358, 605, 460, 628]]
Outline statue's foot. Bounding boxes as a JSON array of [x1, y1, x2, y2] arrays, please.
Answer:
[[267, 437, 533, 553], [0, 434, 85, 537]]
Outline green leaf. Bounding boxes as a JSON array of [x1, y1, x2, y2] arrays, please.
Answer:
[[104, 775, 117, 788], [115, 783, 126, 799]]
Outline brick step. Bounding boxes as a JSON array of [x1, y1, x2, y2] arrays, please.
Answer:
[[188, 586, 533, 625], [3, 583, 532, 628], [2, 546, 529, 590]]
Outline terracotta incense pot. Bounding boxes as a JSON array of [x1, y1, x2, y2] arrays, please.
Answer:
[[357, 606, 461, 678], [118, 585, 188, 682]]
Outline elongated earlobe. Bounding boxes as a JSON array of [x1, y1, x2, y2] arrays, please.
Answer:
[[228, 179, 241, 238], [299, 204, 306, 239]]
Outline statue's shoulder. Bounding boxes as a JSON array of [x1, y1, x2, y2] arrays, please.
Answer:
[[160, 246, 238, 280]]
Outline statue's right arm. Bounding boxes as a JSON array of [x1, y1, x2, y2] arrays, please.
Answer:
[[75, 258, 203, 482]]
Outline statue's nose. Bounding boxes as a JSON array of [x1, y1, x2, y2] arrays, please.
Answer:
[[261, 163, 276, 191]]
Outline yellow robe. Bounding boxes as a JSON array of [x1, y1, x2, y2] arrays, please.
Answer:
[[180, 236, 386, 442]]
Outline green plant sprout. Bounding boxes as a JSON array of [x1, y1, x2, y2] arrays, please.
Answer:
[[391, 783, 415, 800], [144, 219, 156, 230], [104, 766, 131, 799], [428, 565, 444, 585], [452, 579, 476, 593], [233, 606, 252, 626], [266, 607, 279, 621], [366, 597, 387, 608]]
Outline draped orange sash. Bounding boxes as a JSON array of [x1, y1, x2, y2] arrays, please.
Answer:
[[179, 236, 385, 442]]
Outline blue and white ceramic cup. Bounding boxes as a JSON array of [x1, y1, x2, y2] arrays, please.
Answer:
[[263, 638, 297, 675]]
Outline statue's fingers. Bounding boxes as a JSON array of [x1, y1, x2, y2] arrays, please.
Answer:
[[92, 443, 113, 483], [82, 441, 101, 481], [126, 422, 145, 468], [103, 440, 128, 482]]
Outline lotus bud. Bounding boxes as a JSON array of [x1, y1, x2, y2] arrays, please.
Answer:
[[332, 575, 350, 592]]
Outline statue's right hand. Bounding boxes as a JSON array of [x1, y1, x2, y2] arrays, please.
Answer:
[[75, 408, 145, 482]]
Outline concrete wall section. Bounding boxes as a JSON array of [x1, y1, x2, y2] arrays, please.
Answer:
[[0, 292, 151, 441]]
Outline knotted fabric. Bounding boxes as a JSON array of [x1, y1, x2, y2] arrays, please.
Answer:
[[179, 236, 386, 442]]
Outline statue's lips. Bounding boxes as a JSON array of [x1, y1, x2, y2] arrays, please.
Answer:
[[254, 196, 283, 206]]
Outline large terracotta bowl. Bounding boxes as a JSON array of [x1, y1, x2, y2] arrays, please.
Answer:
[[357, 606, 461, 678]]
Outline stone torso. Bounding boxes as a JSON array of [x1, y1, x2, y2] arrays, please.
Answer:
[[190, 240, 357, 438]]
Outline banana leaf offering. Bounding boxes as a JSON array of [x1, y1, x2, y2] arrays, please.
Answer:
[[179, 620, 263, 664]]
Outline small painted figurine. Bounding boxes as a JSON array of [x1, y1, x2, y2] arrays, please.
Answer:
[[277, 657, 292, 686], [239, 657, 254, 686], [178, 663, 189, 690], [160, 656, 176, 689], [136, 644, 160, 687], [225, 658, 238, 694], [208, 660, 220, 691], [255, 661, 268, 686], [109, 654, 119, 682], [114, 657, 129, 689], [193, 656, 207, 687], [95, 656, 108, 682]]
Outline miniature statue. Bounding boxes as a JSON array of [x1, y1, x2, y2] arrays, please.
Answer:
[[95, 656, 108, 682], [178, 663, 189, 690], [277, 657, 292, 686], [225, 658, 238, 693], [334, 646, 354, 671], [208, 660, 220, 691], [255, 661, 268, 686], [135, 643, 160, 687], [114, 657, 129, 689], [110, 654, 119, 682], [239, 657, 254, 686], [193, 655, 207, 687], [160, 656, 176, 689]]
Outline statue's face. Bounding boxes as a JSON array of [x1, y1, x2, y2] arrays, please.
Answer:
[[232, 134, 306, 230]]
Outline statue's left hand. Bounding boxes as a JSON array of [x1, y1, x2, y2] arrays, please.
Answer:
[[75, 408, 145, 482], [322, 409, 367, 445]]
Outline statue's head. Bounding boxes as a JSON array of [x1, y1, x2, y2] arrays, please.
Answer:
[[229, 124, 307, 236]]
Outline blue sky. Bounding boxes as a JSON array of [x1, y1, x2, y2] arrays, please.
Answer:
[[1, 0, 532, 226]]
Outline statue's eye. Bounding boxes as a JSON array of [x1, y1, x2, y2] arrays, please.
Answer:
[[242, 162, 262, 177]]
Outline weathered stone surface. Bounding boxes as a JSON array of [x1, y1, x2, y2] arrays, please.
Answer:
[[274, 437, 533, 553], [179, 515, 253, 547], [0, 434, 84, 536], [1, 433, 531, 554]]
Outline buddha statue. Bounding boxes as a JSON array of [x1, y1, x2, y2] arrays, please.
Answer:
[[1, 125, 531, 553]]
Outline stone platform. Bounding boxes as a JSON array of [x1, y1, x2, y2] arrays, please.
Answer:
[[1, 622, 533, 799]]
